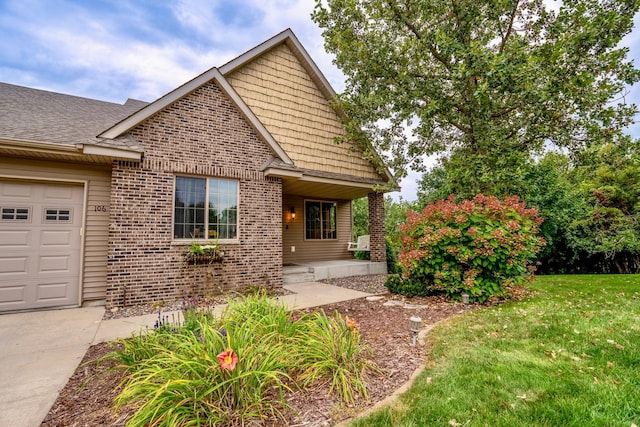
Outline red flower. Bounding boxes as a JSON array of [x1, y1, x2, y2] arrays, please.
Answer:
[[217, 349, 238, 371]]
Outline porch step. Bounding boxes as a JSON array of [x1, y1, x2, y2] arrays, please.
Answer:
[[283, 266, 316, 285]]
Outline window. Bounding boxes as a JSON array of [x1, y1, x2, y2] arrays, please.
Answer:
[[1, 207, 30, 221], [43, 208, 72, 222], [174, 176, 238, 240], [305, 200, 337, 240]]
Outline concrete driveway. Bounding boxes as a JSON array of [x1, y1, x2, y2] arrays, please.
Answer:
[[0, 307, 104, 427]]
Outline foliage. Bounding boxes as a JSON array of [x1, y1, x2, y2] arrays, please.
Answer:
[[395, 194, 544, 302], [385, 238, 400, 274], [384, 195, 415, 249], [521, 152, 588, 273], [567, 138, 640, 273], [354, 237, 401, 275], [109, 294, 376, 425], [416, 165, 454, 209], [354, 275, 640, 426], [352, 197, 369, 240], [294, 310, 376, 404], [313, 0, 640, 196]]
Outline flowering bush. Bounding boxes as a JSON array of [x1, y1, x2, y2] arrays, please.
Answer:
[[389, 194, 545, 302]]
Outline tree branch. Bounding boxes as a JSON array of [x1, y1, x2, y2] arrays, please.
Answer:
[[384, 0, 452, 71], [499, 0, 520, 53]]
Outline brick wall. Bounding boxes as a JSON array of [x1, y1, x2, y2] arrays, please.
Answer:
[[368, 192, 386, 263], [106, 81, 283, 308]]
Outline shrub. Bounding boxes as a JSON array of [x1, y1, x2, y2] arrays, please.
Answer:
[[395, 194, 545, 302]]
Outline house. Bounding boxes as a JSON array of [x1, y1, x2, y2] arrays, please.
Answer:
[[0, 29, 396, 313]]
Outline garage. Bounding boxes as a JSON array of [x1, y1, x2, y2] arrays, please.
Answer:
[[0, 180, 84, 312]]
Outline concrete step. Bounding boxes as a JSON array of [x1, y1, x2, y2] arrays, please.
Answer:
[[283, 266, 313, 275], [283, 272, 316, 285]]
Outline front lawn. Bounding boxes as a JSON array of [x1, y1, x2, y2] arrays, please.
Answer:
[[351, 275, 640, 426]]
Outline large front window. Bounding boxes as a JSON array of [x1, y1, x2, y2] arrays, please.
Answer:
[[305, 200, 337, 240], [174, 176, 238, 240]]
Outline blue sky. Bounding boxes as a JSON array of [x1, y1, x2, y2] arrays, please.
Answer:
[[1, 0, 639, 201]]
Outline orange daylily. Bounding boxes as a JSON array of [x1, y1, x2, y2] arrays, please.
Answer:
[[346, 317, 359, 330], [217, 349, 238, 371]]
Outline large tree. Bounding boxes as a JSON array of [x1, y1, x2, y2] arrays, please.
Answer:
[[313, 0, 640, 196], [567, 137, 640, 273]]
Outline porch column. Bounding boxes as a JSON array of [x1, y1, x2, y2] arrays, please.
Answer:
[[368, 192, 385, 263]]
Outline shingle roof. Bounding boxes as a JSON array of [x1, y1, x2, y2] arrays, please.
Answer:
[[0, 82, 146, 151]]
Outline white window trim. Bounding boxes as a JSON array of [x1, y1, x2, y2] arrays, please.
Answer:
[[172, 175, 240, 244]]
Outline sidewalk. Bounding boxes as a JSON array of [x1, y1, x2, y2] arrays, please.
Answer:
[[0, 282, 371, 427]]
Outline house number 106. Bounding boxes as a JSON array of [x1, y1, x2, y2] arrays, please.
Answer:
[[94, 205, 107, 212]]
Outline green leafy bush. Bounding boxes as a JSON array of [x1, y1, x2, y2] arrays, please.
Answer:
[[393, 194, 545, 302], [113, 316, 292, 426]]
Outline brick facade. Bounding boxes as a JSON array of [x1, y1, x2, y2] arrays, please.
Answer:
[[106, 81, 283, 308], [368, 192, 385, 263]]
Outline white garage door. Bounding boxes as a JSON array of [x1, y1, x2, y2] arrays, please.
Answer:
[[0, 180, 83, 312]]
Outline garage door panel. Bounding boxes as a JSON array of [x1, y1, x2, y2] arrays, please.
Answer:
[[0, 256, 29, 274], [37, 282, 70, 301], [0, 182, 34, 198], [40, 230, 73, 246], [39, 255, 70, 273], [43, 185, 77, 201], [0, 285, 26, 305], [0, 180, 83, 312], [0, 230, 30, 246]]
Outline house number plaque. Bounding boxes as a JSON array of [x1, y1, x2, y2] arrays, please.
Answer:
[[94, 205, 108, 212]]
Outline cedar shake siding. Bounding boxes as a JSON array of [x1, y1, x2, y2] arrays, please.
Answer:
[[226, 43, 382, 180], [106, 81, 282, 308]]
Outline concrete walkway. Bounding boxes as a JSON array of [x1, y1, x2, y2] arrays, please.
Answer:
[[0, 282, 371, 427]]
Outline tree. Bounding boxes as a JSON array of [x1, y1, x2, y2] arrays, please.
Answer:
[[566, 137, 640, 273], [351, 197, 369, 240], [521, 152, 587, 273], [416, 165, 453, 208], [313, 0, 639, 196]]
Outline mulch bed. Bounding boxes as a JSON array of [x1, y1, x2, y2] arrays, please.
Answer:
[[46, 274, 545, 426]]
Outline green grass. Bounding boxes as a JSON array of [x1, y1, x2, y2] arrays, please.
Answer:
[[351, 275, 640, 427]]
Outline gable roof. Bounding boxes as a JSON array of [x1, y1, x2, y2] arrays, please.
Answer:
[[100, 29, 396, 189], [220, 29, 397, 187], [219, 29, 335, 101], [98, 66, 293, 165]]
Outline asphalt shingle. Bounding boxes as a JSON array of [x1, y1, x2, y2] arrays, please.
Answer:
[[0, 82, 147, 150]]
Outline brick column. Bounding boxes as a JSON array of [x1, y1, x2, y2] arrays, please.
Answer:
[[368, 192, 385, 263]]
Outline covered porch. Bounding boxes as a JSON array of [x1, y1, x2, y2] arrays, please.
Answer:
[[283, 260, 387, 284], [274, 166, 389, 268]]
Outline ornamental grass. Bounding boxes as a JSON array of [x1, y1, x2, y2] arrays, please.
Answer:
[[108, 292, 377, 426]]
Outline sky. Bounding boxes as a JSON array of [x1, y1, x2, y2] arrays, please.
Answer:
[[1, 0, 639, 201]]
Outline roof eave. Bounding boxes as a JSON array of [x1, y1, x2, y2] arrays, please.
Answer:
[[81, 144, 143, 160], [0, 137, 83, 156]]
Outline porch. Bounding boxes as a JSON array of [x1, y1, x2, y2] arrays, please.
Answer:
[[283, 260, 387, 285]]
